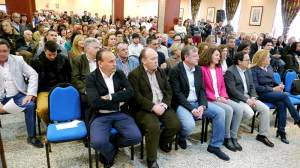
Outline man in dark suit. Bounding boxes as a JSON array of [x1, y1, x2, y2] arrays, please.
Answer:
[[86, 49, 141, 168], [226, 35, 237, 67], [128, 48, 180, 168], [249, 36, 263, 60], [224, 52, 274, 147], [169, 46, 230, 161]]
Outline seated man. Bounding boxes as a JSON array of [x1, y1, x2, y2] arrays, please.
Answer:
[[16, 30, 37, 54], [86, 49, 141, 168], [128, 48, 180, 168], [32, 41, 71, 124], [115, 42, 139, 77], [224, 52, 274, 147], [0, 39, 43, 148], [71, 37, 100, 121], [169, 46, 229, 161]]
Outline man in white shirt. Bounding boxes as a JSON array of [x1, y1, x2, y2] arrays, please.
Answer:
[[0, 39, 43, 148], [155, 32, 169, 59], [128, 33, 144, 57], [174, 18, 187, 38]]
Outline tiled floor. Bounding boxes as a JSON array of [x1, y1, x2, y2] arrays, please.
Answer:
[[1, 111, 300, 168]]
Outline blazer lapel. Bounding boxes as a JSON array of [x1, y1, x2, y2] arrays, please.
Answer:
[[179, 63, 189, 88], [95, 69, 109, 92], [140, 66, 152, 91]]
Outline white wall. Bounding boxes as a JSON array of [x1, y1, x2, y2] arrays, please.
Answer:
[[124, 0, 158, 17]]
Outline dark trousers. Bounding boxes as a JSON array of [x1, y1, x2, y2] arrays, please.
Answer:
[[1, 93, 36, 138], [135, 109, 180, 161], [259, 91, 300, 133], [90, 112, 141, 162]]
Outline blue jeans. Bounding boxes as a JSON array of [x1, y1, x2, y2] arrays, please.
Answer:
[[90, 112, 142, 162], [1, 92, 36, 138], [176, 101, 225, 148], [259, 91, 300, 133]]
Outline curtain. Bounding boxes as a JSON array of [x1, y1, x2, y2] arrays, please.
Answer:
[[281, 0, 300, 37], [225, 0, 240, 22], [191, 0, 201, 20]]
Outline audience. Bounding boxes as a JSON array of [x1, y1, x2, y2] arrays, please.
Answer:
[[128, 48, 180, 168], [251, 49, 300, 144], [86, 49, 141, 168]]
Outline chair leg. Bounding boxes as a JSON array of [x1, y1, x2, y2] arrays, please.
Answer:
[[95, 150, 99, 168], [251, 111, 256, 133], [175, 134, 178, 150], [201, 119, 205, 144], [130, 145, 134, 160], [140, 136, 144, 160], [88, 138, 92, 168], [37, 115, 42, 136], [274, 110, 278, 128], [204, 119, 209, 142], [45, 142, 50, 168], [48, 143, 52, 153]]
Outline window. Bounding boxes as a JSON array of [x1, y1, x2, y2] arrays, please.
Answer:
[[223, 0, 242, 32]]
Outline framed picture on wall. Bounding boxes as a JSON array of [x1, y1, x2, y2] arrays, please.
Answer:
[[249, 6, 263, 26], [207, 7, 215, 23]]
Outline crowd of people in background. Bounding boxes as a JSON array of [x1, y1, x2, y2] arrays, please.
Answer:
[[1, 9, 300, 168]]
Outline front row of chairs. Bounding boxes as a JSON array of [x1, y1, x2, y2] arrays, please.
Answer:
[[43, 69, 300, 168]]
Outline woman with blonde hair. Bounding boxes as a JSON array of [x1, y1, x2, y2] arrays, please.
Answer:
[[167, 43, 182, 69], [251, 49, 300, 144], [103, 32, 117, 54], [69, 34, 85, 59], [198, 42, 210, 56], [200, 47, 244, 152]]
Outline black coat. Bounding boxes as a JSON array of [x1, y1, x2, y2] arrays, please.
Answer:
[[168, 62, 208, 112]]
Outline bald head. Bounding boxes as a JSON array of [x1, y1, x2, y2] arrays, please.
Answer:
[[141, 48, 158, 71]]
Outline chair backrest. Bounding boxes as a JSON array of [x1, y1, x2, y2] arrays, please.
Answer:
[[48, 84, 81, 122], [273, 72, 281, 85], [284, 69, 298, 92]]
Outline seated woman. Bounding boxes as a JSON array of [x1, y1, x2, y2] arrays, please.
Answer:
[[285, 42, 300, 74], [251, 49, 300, 144], [200, 47, 244, 151], [217, 44, 228, 74]]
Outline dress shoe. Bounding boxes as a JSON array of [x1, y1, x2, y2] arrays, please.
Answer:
[[256, 134, 274, 147], [98, 153, 114, 168], [276, 131, 289, 144], [159, 142, 171, 153], [295, 120, 300, 128], [147, 160, 159, 168], [207, 145, 230, 161], [27, 137, 44, 148], [223, 138, 236, 152], [178, 138, 187, 149], [231, 138, 242, 151]]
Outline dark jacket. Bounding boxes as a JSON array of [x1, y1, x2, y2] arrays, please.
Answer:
[[285, 52, 300, 73], [157, 51, 166, 66], [250, 65, 275, 94], [250, 42, 259, 59], [224, 65, 258, 103], [16, 37, 37, 53], [31, 52, 72, 92], [168, 62, 208, 112], [226, 47, 236, 67], [86, 69, 133, 121], [128, 65, 172, 114], [71, 54, 90, 93]]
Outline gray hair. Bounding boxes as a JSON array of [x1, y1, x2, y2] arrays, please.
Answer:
[[84, 37, 100, 49], [181, 45, 198, 61]]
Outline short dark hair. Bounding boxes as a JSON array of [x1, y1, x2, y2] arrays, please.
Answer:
[[233, 51, 246, 65], [44, 41, 58, 52], [96, 48, 110, 63], [132, 33, 140, 39], [146, 36, 157, 45], [262, 38, 273, 47], [0, 38, 10, 48], [237, 41, 251, 52]]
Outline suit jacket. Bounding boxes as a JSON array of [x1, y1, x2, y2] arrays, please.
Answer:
[[169, 62, 208, 112], [86, 69, 133, 121], [128, 65, 172, 113], [224, 65, 258, 103], [0, 55, 38, 100], [71, 54, 90, 93], [250, 42, 259, 59], [201, 65, 228, 101]]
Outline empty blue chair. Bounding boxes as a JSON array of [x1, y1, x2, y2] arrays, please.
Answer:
[[45, 84, 91, 168], [273, 72, 281, 85]]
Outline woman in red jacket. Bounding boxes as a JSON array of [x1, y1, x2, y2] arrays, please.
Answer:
[[200, 47, 244, 152]]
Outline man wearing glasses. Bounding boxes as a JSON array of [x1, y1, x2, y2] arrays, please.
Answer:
[[224, 52, 274, 148]]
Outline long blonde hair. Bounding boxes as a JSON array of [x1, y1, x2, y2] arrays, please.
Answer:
[[250, 49, 270, 68], [70, 35, 85, 58]]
